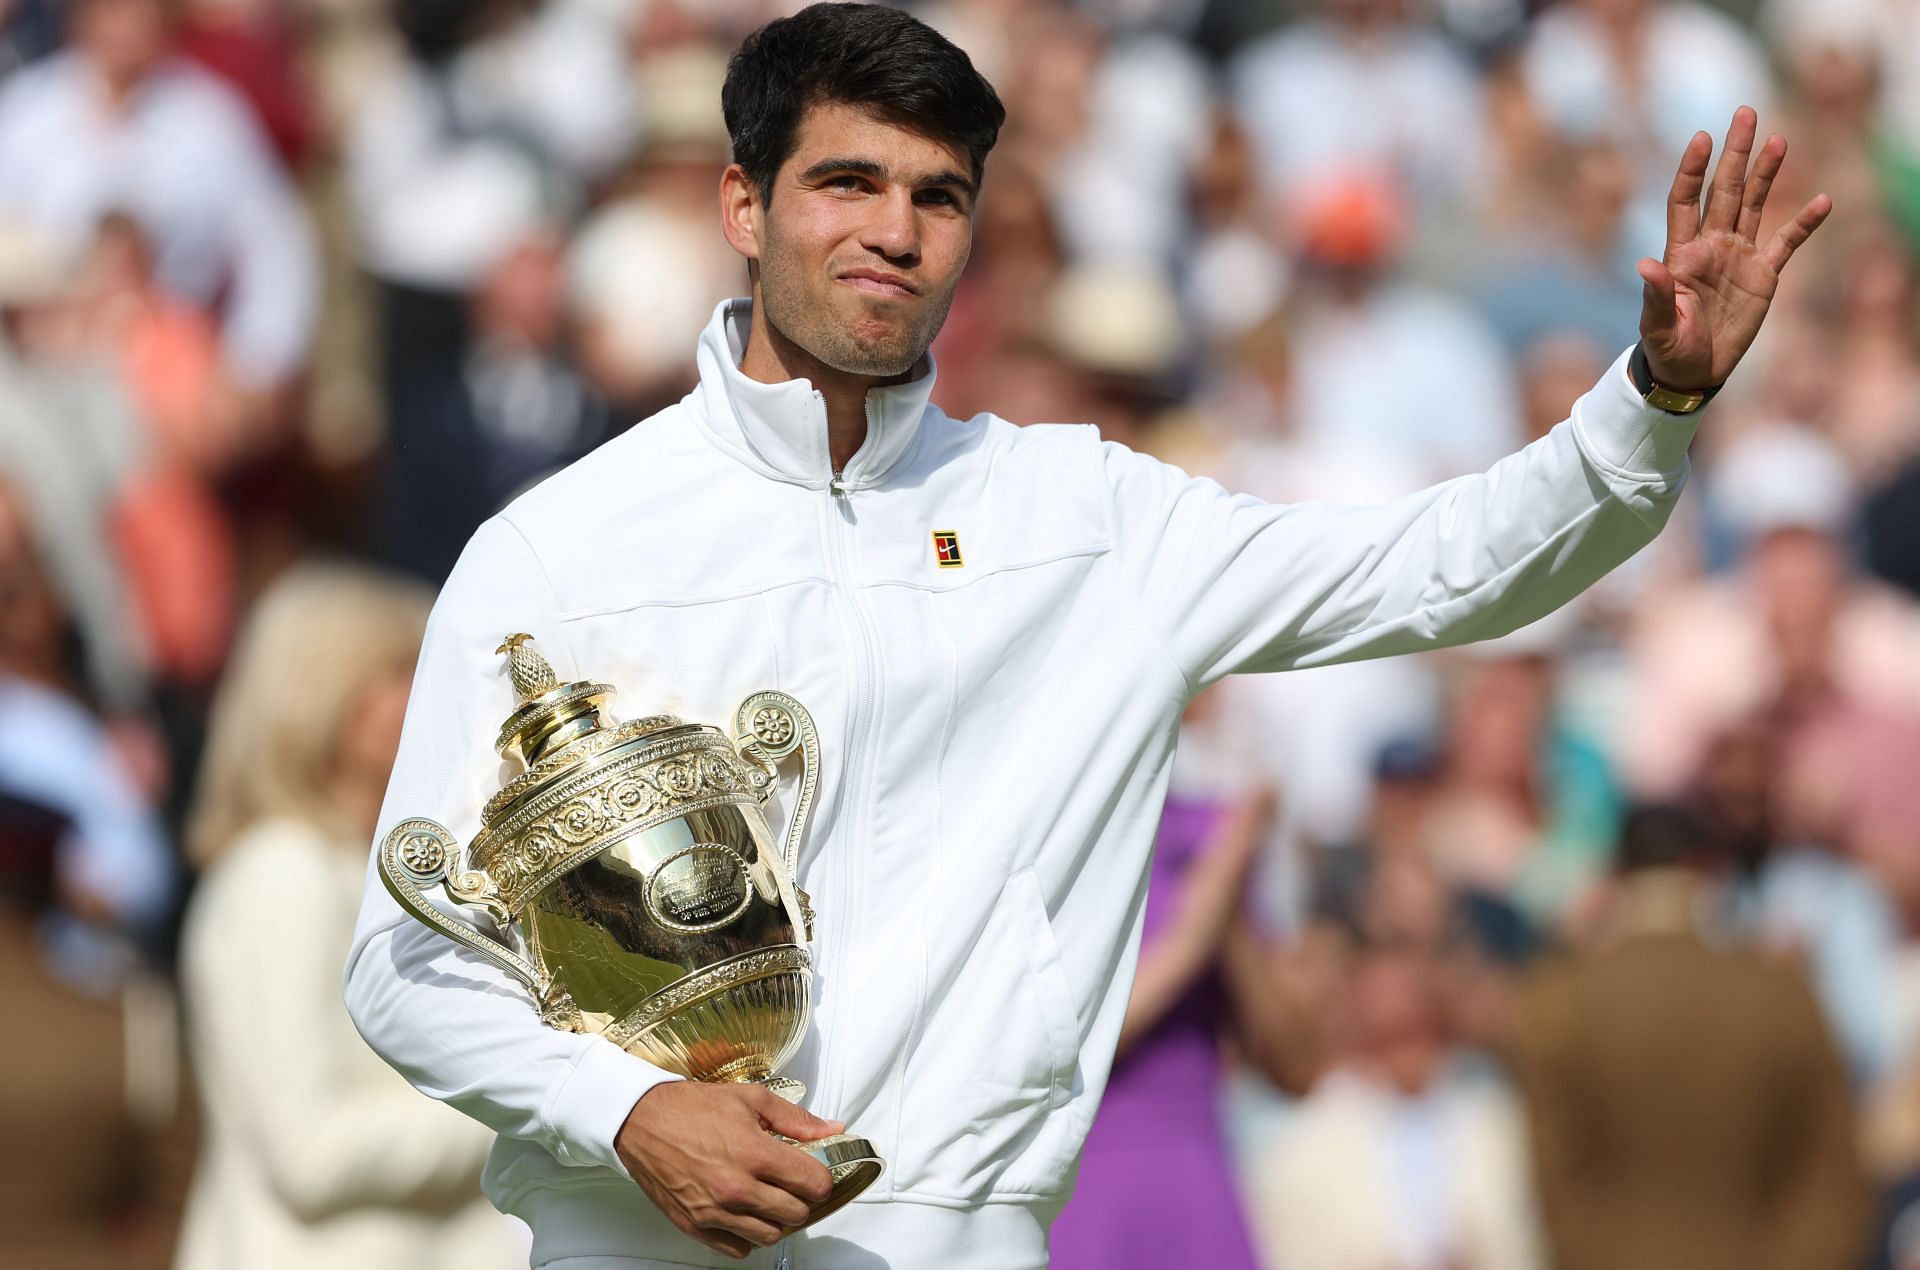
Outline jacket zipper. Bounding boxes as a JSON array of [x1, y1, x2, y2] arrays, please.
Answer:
[[813, 398, 883, 1126]]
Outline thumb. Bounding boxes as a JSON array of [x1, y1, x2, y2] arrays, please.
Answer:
[[1637, 257, 1678, 339], [750, 1088, 845, 1141]]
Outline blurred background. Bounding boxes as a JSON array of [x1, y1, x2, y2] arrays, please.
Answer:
[[1, 0, 1918, 1266]]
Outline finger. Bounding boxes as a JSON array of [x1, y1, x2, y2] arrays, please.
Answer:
[[749, 1087, 844, 1141], [753, 1138, 837, 1206], [685, 1222, 752, 1260], [1636, 257, 1678, 339], [727, 1176, 814, 1229], [1665, 130, 1712, 247], [702, 1209, 785, 1251], [1701, 106, 1757, 234], [1761, 194, 1834, 274], [1736, 134, 1786, 243]]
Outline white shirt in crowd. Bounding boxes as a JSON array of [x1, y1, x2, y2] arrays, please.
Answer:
[[1229, 15, 1489, 211], [0, 53, 317, 387]]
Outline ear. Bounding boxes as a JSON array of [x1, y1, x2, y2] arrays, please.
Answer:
[[719, 164, 762, 263]]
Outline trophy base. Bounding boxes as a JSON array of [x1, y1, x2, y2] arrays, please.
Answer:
[[749, 1075, 884, 1226], [773, 1131, 885, 1227]]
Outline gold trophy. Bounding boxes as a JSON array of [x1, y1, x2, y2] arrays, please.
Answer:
[[378, 634, 883, 1225]]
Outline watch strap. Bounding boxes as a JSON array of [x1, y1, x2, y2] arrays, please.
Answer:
[[1629, 343, 1721, 415]]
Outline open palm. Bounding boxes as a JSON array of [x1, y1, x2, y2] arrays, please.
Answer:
[[1637, 106, 1832, 393]]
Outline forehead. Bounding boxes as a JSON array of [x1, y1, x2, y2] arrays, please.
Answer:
[[781, 101, 971, 179]]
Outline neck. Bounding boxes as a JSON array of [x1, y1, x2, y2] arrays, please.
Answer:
[[1605, 868, 1701, 942], [90, 57, 152, 112], [738, 295, 907, 475]]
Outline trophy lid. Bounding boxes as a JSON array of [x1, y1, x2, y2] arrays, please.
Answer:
[[464, 634, 785, 913], [492, 633, 622, 766]]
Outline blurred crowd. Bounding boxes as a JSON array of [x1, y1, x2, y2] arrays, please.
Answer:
[[1, 0, 1918, 1266]]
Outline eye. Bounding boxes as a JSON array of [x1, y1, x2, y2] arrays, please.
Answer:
[[826, 174, 865, 192], [916, 188, 961, 209]]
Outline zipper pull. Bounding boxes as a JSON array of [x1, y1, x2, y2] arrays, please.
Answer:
[[828, 472, 857, 524], [774, 1249, 792, 1270]]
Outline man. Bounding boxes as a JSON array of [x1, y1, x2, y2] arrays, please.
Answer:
[[1509, 805, 1867, 1270], [344, 5, 1829, 1268]]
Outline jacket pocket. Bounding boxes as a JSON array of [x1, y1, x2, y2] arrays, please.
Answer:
[[894, 866, 1082, 1198], [1004, 868, 1079, 1112]]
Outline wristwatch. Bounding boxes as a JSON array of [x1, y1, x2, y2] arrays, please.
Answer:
[[1629, 342, 1722, 415]]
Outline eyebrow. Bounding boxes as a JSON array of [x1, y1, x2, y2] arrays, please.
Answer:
[[796, 156, 978, 200]]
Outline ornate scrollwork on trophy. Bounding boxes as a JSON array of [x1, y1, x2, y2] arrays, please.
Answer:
[[378, 818, 542, 990], [471, 733, 774, 913], [392, 821, 451, 885]]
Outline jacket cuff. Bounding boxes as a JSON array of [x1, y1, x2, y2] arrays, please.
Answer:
[[1570, 347, 1701, 484], [543, 1037, 684, 1174]]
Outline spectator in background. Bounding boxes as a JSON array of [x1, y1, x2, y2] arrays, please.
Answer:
[[1476, 134, 1643, 358], [1519, 0, 1774, 196], [1822, 229, 1920, 480], [375, 227, 611, 582], [1049, 780, 1275, 1270], [992, 4, 1210, 269], [1421, 644, 1621, 924], [1183, 113, 1289, 344], [1281, 174, 1522, 483], [1228, 0, 1489, 225], [0, 217, 149, 711], [1251, 937, 1542, 1270], [567, 44, 742, 425], [0, 478, 175, 991], [0, 781, 184, 1269], [0, 0, 317, 396], [74, 211, 241, 691], [1624, 425, 1920, 797], [1727, 711, 1906, 1089], [1510, 805, 1867, 1270], [344, 0, 632, 581], [177, 564, 518, 1270]]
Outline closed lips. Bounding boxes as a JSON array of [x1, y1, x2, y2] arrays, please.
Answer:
[[840, 271, 915, 297]]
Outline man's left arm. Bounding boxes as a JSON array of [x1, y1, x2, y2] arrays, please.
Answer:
[[1110, 107, 1830, 691]]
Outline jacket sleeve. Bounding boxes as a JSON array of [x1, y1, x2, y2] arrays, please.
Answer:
[[1105, 347, 1694, 691], [343, 515, 680, 1176]]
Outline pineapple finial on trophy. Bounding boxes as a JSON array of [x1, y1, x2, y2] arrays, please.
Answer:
[[497, 632, 559, 702], [491, 633, 615, 766]]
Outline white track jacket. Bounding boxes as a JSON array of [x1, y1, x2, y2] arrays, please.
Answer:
[[346, 299, 1696, 1269]]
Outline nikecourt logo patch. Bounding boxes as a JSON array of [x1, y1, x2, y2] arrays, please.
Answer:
[[932, 530, 964, 568]]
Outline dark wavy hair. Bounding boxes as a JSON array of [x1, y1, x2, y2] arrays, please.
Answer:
[[721, 3, 1006, 203]]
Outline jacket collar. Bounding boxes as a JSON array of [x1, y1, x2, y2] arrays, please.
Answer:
[[690, 297, 937, 491]]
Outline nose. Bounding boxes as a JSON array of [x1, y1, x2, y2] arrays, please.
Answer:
[[859, 187, 920, 267]]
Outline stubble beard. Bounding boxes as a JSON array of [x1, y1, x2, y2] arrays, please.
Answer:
[[758, 252, 955, 379]]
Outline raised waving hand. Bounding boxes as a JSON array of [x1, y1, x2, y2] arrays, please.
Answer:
[[1636, 106, 1832, 392]]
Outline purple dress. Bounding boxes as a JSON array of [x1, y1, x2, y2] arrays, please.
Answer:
[[1047, 795, 1262, 1269]]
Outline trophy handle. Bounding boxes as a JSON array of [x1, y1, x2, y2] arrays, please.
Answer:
[[732, 691, 820, 939], [379, 817, 550, 998]]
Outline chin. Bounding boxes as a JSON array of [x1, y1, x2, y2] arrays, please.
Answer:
[[829, 319, 924, 377], [828, 343, 921, 378]]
